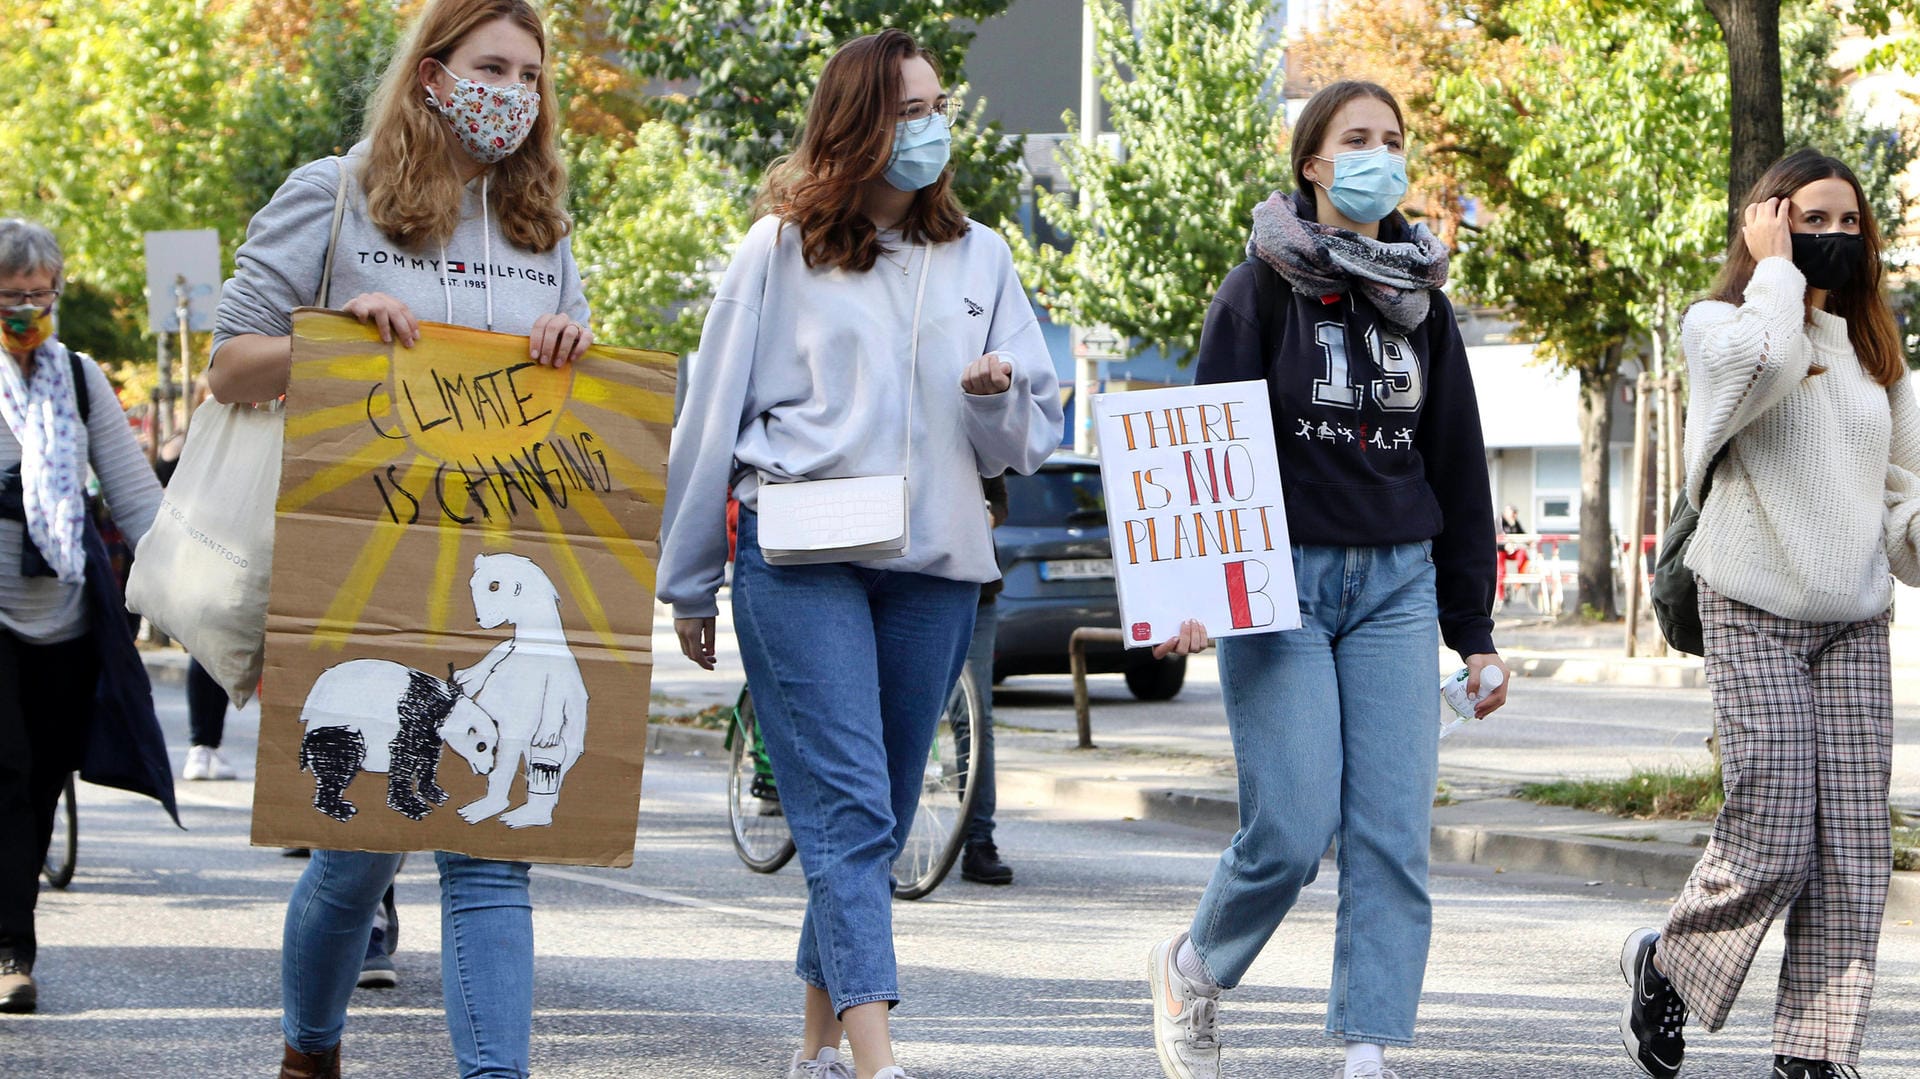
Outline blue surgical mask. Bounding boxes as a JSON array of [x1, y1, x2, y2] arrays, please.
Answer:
[[1312, 146, 1409, 225], [884, 116, 952, 192]]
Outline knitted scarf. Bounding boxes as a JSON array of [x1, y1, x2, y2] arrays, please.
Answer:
[[0, 338, 87, 583], [1246, 190, 1450, 332]]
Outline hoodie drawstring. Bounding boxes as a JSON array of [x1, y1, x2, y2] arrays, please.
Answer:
[[437, 172, 495, 330]]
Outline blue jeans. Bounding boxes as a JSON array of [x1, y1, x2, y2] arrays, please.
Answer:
[[962, 600, 998, 845], [1188, 543, 1439, 1047], [731, 511, 978, 1015], [283, 850, 534, 1077]]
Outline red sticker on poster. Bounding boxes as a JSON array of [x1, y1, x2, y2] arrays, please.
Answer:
[[1131, 622, 1152, 641]]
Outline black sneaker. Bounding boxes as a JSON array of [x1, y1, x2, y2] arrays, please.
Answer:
[[1775, 1057, 1862, 1079], [960, 841, 1013, 885], [1620, 927, 1686, 1079]]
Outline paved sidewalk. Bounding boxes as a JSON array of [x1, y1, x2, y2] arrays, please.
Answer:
[[154, 600, 1920, 921], [634, 600, 1920, 920]]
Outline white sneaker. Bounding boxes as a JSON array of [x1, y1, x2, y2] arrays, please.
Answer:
[[200, 747, 236, 780], [1335, 1065, 1400, 1079], [1149, 932, 1221, 1079], [786, 1047, 854, 1079], [869, 1069, 915, 1079], [182, 745, 209, 780]]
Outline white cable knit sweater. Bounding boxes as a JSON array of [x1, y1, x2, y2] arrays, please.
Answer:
[[1681, 256, 1920, 622]]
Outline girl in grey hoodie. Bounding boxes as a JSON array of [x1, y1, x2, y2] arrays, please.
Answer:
[[660, 29, 1061, 1079], [210, 3, 588, 1078]]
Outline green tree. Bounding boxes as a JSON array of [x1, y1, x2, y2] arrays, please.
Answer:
[[565, 123, 748, 354], [0, 0, 248, 326], [228, 0, 404, 216], [1782, 2, 1916, 241], [602, 0, 1024, 225], [1440, 0, 1729, 618], [1006, 0, 1283, 360]]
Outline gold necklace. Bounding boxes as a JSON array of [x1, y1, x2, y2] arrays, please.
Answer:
[[875, 246, 914, 276]]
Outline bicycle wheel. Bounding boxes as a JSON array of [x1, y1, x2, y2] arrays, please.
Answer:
[[892, 664, 982, 901], [727, 686, 797, 874], [42, 774, 76, 890]]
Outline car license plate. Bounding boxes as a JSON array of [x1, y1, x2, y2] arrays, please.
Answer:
[[1040, 559, 1113, 581]]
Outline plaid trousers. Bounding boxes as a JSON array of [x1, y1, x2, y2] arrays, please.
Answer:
[[1659, 581, 1893, 1066]]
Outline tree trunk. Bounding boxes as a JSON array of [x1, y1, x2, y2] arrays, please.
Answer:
[[1577, 354, 1621, 620], [1704, 0, 1784, 241]]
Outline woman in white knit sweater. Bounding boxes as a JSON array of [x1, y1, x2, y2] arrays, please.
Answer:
[[1618, 150, 1918, 1079]]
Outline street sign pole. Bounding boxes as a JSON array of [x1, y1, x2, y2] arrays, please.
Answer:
[[174, 275, 191, 432]]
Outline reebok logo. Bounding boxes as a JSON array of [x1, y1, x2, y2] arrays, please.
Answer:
[[963, 297, 983, 317]]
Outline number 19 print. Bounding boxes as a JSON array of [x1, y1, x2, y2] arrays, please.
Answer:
[[1090, 381, 1300, 647]]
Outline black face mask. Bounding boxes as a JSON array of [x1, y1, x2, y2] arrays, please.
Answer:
[[1789, 231, 1866, 292]]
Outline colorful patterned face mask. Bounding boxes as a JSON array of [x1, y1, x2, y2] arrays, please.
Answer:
[[0, 306, 52, 355], [425, 60, 539, 165]]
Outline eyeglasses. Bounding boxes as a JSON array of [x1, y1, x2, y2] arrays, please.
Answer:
[[0, 289, 59, 308], [897, 98, 954, 135]]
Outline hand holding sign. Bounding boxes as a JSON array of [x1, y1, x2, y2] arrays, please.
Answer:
[[1151, 618, 1211, 659]]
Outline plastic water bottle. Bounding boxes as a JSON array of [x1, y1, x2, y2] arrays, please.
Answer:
[[1438, 665, 1505, 740]]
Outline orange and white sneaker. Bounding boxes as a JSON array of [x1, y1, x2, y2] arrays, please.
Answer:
[[1149, 932, 1221, 1079]]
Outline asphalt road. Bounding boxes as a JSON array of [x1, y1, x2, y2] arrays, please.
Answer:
[[6, 675, 1920, 1079]]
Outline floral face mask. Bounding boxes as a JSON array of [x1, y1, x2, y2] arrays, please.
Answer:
[[425, 60, 539, 165]]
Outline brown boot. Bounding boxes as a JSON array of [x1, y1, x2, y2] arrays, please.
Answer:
[[278, 1043, 340, 1079]]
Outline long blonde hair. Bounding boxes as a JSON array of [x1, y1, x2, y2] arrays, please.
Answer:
[[360, 0, 569, 253]]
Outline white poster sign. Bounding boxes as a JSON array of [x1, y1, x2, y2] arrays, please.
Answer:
[[143, 229, 223, 333], [1091, 380, 1299, 647]]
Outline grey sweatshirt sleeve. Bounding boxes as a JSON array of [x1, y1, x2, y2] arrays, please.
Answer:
[[655, 220, 775, 620], [557, 236, 590, 324], [963, 233, 1064, 477], [79, 358, 162, 547], [212, 157, 342, 359]]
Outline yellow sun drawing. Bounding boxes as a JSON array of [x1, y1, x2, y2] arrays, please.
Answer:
[[276, 308, 676, 666]]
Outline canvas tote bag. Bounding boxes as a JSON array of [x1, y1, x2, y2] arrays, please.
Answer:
[[125, 159, 349, 705], [755, 244, 929, 565]]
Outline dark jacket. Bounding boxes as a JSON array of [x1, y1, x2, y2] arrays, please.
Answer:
[[1192, 205, 1496, 658]]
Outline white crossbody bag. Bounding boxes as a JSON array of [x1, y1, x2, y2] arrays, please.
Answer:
[[754, 243, 930, 565]]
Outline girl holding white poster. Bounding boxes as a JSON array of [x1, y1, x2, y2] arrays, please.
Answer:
[[659, 29, 1061, 1079], [1146, 81, 1507, 1079], [208, 2, 590, 1076]]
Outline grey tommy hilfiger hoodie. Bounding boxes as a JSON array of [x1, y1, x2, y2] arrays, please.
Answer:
[[213, 142, 588, 354]]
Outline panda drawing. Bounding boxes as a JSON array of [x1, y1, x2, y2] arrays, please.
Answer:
[[298, 659, 499, 822]]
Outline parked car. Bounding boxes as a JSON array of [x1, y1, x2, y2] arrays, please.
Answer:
[[989, 453, 1187, 701]]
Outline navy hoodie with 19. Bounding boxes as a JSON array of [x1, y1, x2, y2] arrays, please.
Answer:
[[1193, 197, 1496, 659]]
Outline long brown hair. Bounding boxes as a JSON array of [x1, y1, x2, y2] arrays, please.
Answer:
[[1290, 80, 1405, 195], [1707, 149, 1903, 387], [756, 29, 968, 272], [360, 0, 570, 253]]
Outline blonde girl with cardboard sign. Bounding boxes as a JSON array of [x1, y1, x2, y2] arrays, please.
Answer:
[[658, 28, 1061, 1079], [208, 1, 588, 1076]]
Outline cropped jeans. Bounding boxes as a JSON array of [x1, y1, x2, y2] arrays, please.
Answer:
[[1187, 542, 1440, 1047], [731, 510, 978, 1015], [283, 849, 533, 1078]]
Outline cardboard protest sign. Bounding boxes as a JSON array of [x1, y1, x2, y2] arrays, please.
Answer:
[[252, 309, 675, 867], [1091, 380, 1299, 646]]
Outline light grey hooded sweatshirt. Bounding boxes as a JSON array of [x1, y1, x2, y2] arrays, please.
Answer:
[[213, 142, 589, 354]]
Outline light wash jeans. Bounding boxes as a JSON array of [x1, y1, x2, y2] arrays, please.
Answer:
[[731, 511, 978, 1015], [283, 849, 533, 1078], [1188, 542, 1440, 1047]]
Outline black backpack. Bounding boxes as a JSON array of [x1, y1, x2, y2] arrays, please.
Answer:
[[1650, 442, 1730, 657]]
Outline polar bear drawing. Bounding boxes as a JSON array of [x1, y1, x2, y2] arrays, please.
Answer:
[[298, 660, 499, 822], [453, 552, 589, 829]]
